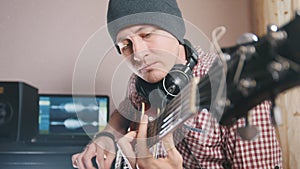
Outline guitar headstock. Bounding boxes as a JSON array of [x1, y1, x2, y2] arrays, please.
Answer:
[[218, 11, 300, 126]]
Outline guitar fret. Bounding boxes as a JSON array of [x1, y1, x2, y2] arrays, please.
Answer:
[[160, 113, 177, 130], [159, 123, 172, 135], [162, 112, 174, 123], [160, 106, 190, 129]]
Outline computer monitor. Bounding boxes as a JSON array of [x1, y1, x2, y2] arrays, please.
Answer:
[[34, 94, 109, 145]]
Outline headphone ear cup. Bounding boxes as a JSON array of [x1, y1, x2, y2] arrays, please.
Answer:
[[162, 64, 193, 97]]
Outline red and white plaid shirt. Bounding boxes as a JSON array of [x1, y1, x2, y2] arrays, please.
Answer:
[[126, 49, 282, 169]]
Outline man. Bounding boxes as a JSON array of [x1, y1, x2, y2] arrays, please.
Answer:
[[72, 0, 282, 168]]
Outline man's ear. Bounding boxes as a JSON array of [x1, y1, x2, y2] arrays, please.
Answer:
[[177, 44, 186, 63]]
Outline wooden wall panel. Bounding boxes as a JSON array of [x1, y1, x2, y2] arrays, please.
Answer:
[[251, 0, 300, 168], [276, 88, 300, 169]]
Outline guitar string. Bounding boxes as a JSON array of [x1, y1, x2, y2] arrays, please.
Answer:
[[149, 96, 207, 139], [147, 105, 191, 146], [147, 101, 192, 146], [146, 86, 193, 132], [146, 82, 203, 146]]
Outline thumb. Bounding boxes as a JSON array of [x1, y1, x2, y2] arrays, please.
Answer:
[[117, 131, 138, 168]]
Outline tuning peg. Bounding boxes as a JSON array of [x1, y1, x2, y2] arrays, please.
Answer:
[[267, 24, 279, 33], [237, 112, 259, 140], [267, 24, 287, 41], [237, 33, 258, 45], [235, 33, 257, 62]]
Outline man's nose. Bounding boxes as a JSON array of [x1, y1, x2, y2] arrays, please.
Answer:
[[131, 36, 148, 61]]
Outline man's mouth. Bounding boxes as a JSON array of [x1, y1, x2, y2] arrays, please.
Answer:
[[138, 62, 157, 73]]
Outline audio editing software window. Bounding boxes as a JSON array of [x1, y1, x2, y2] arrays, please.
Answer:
[[38, 95, 109, 137]]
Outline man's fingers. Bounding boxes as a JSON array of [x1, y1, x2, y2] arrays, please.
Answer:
[[81, 143, 97, 169], [162, 133, 176, 152], [95, 143, 107, 169], [104, 153, 116, 169], [162, 133, 183, 166], [136, 115, 152, 158], [120, 131, 137, 143], [72, 144, 96, 169], [137, 115, 148, 139], [72, 135, 117, 169], [117, 131, 138, 168], [71, 153, 80, 168], [127, 130, 138, 140], [92, 135, 117, 169], [165, 146, 182, 162], [118, 131, 137, 158]]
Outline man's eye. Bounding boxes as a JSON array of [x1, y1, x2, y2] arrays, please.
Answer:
[[120, 40, 133, 55], [122, 44, 131, 51], [141, 32, 152, 39]]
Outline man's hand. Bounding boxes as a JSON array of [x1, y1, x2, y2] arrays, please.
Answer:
[[117, 131, 138, 168], [118, 115, 183, 169], [71, 135, 116, 169]]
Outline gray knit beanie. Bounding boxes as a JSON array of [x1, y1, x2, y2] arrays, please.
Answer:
[[107, 0, 186, 44]]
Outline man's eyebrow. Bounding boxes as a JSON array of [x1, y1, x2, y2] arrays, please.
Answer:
[[134, 26, 148, 34], [117, 26, 155, 42]]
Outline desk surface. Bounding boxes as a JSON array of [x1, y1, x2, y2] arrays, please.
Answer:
[[0, 141, 84, 153], [0, 141, 85, 169]]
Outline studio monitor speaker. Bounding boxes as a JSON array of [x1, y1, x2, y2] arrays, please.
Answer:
[[0, 81, 38, 142]]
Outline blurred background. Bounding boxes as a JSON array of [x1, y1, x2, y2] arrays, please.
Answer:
[[0, 1, 299, 168]]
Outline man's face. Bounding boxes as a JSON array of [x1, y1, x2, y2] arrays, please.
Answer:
[[116, 25, 185, 83]]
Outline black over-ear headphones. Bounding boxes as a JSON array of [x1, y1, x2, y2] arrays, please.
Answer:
[[135, 39, 198, 108]]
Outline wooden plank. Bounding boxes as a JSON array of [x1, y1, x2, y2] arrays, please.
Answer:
[[250, 0, 300, 168]]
